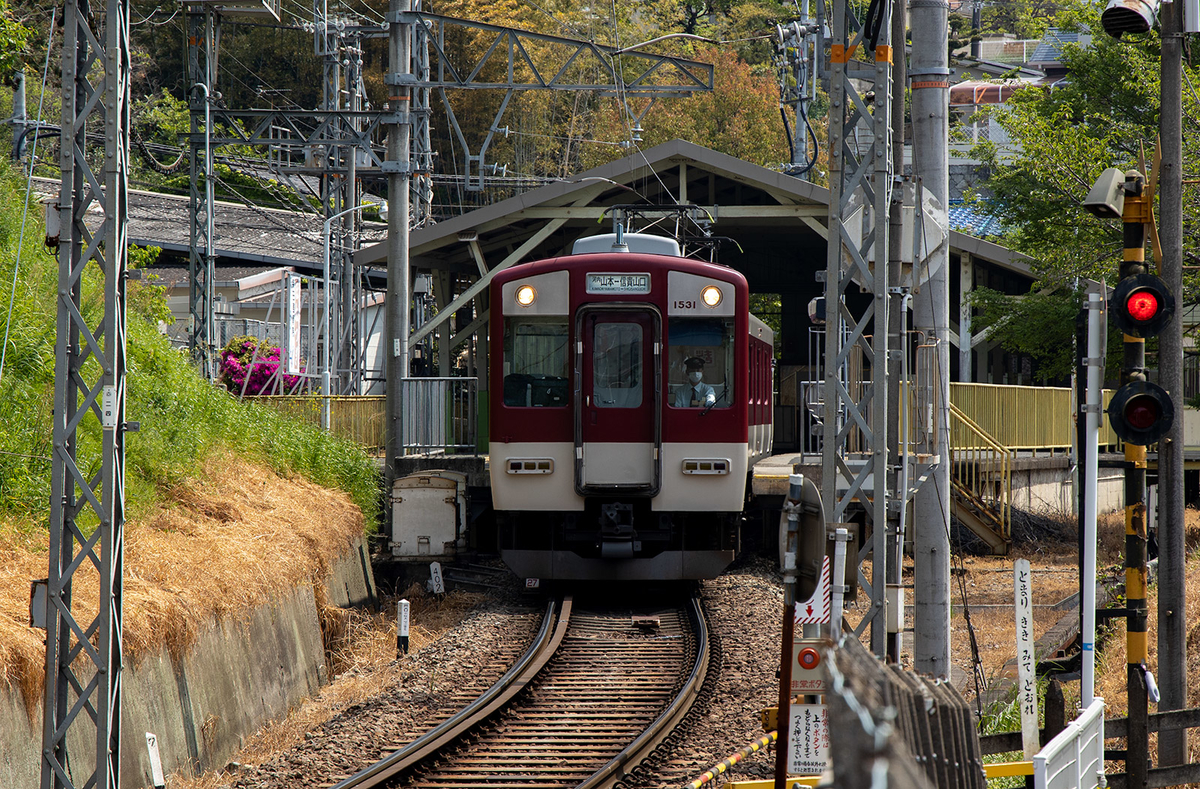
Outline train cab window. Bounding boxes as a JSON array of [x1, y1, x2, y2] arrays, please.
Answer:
[[502, 317, 569, 407], [592, 322, 643, 408], [668, 317, 734, 409]]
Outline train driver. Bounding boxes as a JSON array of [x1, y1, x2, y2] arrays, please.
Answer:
[[675, 357, 717, 408]]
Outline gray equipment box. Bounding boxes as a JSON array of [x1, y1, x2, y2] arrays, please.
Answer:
[[391, 470, 467, 560]]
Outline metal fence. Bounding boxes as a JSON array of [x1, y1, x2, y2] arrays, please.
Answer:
[[1033, 698, 1105, 789], [246, 395, 386, 449], [399, 377, 478, 455], [949, 383, 1117, 450]]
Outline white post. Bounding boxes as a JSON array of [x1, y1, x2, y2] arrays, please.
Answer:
[[397, 598, 410, 656], [1082, 291, 1103, 705], [1014, 558, 1038, 759]]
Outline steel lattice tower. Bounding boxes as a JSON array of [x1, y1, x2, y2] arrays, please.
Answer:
[[41, 0, 131, 785]]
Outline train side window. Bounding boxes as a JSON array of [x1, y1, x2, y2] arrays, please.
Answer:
[[667, 317, 733, 409], [503, 317, 569, 407]]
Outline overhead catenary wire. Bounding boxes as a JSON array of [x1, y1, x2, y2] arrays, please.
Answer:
[[1, 5, 57, 387]]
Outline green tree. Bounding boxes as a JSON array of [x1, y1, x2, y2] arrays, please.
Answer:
[[966, 2, 1200, 376], [580, 45, 789, 169]]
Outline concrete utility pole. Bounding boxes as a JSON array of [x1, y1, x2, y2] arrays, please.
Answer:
[[909, 0, 952, 678], [1156, 0, 1186, 766], [385, 0, 413, 488]]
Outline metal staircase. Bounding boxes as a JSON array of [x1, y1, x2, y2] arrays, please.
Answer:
[[948, 402, 1013, 555]]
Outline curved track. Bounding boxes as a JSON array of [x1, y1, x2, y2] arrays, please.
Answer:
[[333, 594, 708, 789]]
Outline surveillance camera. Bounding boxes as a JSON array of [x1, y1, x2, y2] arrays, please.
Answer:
[[1083, 167, 1127, 219]]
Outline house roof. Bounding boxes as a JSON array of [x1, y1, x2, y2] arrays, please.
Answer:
[[1027, 28, 1091, 70], [33, 178, 388, 271]]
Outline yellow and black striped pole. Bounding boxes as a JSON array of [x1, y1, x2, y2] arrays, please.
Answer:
[[687, 731, 778, 789], [1119, 171, 1149, 789]]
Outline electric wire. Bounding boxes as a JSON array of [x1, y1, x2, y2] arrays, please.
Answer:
[[1, 5, 56, 387], [132, 5, 181, 26]]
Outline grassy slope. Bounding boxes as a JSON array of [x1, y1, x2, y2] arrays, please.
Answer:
[[0, 158, 380, 532]]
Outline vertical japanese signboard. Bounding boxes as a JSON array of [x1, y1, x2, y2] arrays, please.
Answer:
[[787, 703, 829, 775], [1014, 558, 1038, 759], [285, 272, 302, 375]]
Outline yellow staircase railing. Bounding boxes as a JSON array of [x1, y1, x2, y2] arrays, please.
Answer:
[[948, 401, 1013, 554]]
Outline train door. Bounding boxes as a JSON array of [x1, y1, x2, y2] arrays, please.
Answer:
[[575, 308, 661, 493]]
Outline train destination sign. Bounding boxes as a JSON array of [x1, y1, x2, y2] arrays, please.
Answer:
[[586, 273, 651, 294]]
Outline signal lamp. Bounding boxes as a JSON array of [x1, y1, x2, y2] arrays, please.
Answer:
[[701, 285, 722, 307], [1110, 273, 1174, 338], [515, 284, 536, 307], [1107, 381, 1174, 445]]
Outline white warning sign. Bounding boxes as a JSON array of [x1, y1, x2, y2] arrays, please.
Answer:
[[787, 703, 830, 775]]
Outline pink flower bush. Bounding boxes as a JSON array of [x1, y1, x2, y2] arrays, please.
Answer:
[[218, 336, 303, 395]]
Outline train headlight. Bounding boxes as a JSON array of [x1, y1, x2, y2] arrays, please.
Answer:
[[701, 285, 722, 307], [515, 284, 537, 307]]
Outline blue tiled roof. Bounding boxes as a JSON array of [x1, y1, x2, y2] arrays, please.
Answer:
[[949, 200, 1006, 238], [1028, 28, 1090, 66]]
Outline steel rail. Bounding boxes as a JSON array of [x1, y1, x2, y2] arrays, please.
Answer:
[[330, 596, 571, 789], [578, 594, 711, 789]]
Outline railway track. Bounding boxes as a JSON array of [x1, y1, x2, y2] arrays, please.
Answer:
[[332, 593, 709, 789]]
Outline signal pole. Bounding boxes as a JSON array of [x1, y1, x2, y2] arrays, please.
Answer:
[[1119, 173, 1151, 788]]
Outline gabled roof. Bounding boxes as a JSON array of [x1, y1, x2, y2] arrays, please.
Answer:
[[1027, 28, 1091, 70], [357, 138, 1035, 285]]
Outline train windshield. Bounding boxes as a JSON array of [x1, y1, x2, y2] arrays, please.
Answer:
[[668, 317, 733, 409], [502, 317, 569, 407]]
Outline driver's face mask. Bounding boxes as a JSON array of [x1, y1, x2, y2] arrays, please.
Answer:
[[687, 371, 703, 384]]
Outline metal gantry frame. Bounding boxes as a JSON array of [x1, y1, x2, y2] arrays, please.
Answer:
[[819, 0, 896, 656], [182, 8, 714, 395], [42, 0, 131, 785]]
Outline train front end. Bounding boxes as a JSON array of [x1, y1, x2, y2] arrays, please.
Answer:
[[489, 240, 765, 582]]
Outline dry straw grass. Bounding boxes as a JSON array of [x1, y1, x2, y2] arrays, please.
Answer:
[[0, 450, 365, 717], [169, 585, 484, 789], [1092, 507, 1200, 766]]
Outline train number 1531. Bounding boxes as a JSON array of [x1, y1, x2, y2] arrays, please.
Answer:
[[673, 299, 696, 310]]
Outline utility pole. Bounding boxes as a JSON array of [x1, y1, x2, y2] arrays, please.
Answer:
[[1156, 0, 1186, 766], [909, 0, 952, 678], [42, 0, 130, 786], [385, 0, 413, 488]]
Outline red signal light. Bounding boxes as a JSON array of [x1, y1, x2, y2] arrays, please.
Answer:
[[1110, 274, 1174, 337], [1125, 289, 1159, 323], [1124, 396, 1160, 431], [1107, 381, 1174, 445]]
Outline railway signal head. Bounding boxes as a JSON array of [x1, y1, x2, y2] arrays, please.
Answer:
[[1110, 273, 1174, 338], [1107, 381, 1175, 445]]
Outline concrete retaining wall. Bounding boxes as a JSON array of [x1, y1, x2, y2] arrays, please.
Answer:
[[1009, 457, 1124, 516], [1, 536, 376, 789]]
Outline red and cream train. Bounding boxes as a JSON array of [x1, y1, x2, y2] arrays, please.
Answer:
[[489, 233, 774, 581]]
